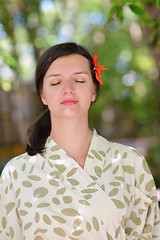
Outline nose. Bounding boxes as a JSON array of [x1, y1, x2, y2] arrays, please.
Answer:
[[62, 81, 75, 95]]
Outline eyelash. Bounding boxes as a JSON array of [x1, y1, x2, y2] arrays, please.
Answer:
[[51, 82, 60, 86], [51, 80, 85, 86], [75, 80, 85, 83]]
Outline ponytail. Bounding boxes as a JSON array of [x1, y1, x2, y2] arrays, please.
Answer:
[[26, 109, 51, 155]]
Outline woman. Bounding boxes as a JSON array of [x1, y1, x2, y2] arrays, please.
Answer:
[[0, 42, 160, 239]]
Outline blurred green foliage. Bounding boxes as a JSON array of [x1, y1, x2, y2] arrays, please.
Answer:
[[0, 0, 159, 186]]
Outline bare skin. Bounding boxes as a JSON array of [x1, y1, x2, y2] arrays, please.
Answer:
[[41, 54, 97, 168], [50, 118, 93, 168]]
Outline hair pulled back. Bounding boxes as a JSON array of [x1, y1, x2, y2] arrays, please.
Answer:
[[26, 42, 99, 155]]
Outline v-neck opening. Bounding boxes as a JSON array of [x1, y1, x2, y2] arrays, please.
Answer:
[[45, 128, 98, 169]]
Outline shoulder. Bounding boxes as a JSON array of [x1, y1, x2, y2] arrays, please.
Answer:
[[1, 152, 37, 179], [96, 130, 143, 160], [95, 130, 149, 175]]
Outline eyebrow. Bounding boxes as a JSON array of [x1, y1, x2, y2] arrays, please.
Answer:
[[46, 71, 88, 79], [46, 74, 61, 79], [73, 71, 88, 75]]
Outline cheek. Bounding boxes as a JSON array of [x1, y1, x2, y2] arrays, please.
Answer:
[[85, 87, 96, 102], [82, 93, 94, 106], [40, 88, 56, 105]]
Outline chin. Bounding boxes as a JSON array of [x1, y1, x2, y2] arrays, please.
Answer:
[[51, 109, 88, 119]]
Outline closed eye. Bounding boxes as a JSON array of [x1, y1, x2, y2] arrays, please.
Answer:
[[75, 80, 85, 83], [51, 82, 60, 86]]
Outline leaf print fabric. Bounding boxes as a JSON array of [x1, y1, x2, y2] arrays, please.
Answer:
[[0, 129, 160, 239]]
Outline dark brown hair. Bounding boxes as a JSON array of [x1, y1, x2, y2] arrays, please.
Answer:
[[26, 42, 100, 155]]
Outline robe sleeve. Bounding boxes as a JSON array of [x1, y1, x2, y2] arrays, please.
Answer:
[[0, 165, 23, 239], [125, 149, 160, 239]]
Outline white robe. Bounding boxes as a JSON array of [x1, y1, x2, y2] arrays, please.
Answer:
[[0, 129, 160, 239]]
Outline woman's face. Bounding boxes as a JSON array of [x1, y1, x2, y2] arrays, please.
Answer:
[[40, 54, 97, 120]]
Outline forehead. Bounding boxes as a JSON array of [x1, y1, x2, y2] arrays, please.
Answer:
[[46, 54, 90, 74]]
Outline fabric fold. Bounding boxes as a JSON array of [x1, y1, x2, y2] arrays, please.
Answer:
[[0, 129, 160, 239]]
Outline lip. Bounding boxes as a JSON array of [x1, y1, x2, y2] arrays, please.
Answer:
[[61, 99, 78, 105]]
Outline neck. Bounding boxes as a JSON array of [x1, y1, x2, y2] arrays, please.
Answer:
[[50, 116, 92, 166], [50, 116, 91, 147]]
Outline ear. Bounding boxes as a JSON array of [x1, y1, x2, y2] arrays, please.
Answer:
[[40, 92, 48, 105], [91, 89, 96, 102], [91, 86, 97, 102]]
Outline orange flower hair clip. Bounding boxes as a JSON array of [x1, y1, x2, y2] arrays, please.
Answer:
[[93, 54, 107, 85]]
